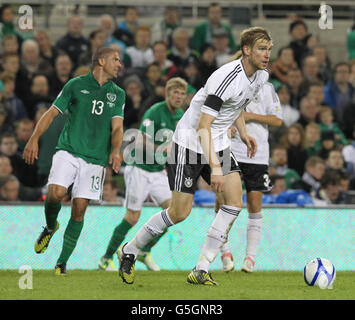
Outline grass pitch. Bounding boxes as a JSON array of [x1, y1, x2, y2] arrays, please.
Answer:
[[1, 270, 354, 300]]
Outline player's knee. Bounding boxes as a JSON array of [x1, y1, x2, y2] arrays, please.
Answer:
[[167, 206, 190, 224], [47, 185, 67, 203]]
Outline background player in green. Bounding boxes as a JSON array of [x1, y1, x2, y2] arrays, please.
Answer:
[[23, 47, 125, 275], [99, 77, 187, 271]]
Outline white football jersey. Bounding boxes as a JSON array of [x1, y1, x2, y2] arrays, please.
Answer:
[[231, 82, 282, 165], [173, 59, 269, 153]]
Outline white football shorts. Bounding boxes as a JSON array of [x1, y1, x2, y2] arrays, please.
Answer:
[[124, 165, 171, 211], [48, 150, 106, 201]]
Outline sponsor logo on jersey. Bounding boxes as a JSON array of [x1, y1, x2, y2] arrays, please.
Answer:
[[80, 89, 90, 94], [107, 93, 117, 102]]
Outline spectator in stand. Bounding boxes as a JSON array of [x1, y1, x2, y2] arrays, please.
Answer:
[[0, 4, 22, 45], [317, 131, 336, 160], [199, 43, 218, 85], [306, 81, 325, 106], [288, 20, 310, 68], [342, 124, 355, 178], [102, 179, 124, 205], [151, 6, 180, 48], [0, 131, 38, 187], [142, 62, 165, 99], [49, 54, 73, 98], [1, 34, 19, 56], [318, 106, 348, 148], [98, 14, 127, 55], [312, 170, 345, 205], [167, 27, 199, 68], [286, 67, 304, 109], [281, 122, 308, 176], [35, 30, 60, 68], [176, 56, 203, 91], [78, 29, 106, 67], [122, 74, 147, 129], [338, 169, 351, 192], [1, 72, 28, 121], [312, 44, 332, 84], [291, 156, 325, 195], [116, 7, 139, 47], [125, 25, 154, 71], [192, 2, 237, 53], [276, 85, 299, 127], [0, 103, 13, 134], [212, 28, 233, 68], [0, 154, 12, 183], [297, 96, 319, 128], [14, 118, 33, 155], [299, 55, 322, 97], [17, 40, 53, 103], [55, 15, 90, 69], [324, 62, 354, 122], [0, 174, 20, 201], [326, 149, 346, 173], [152, 41, 178, 81], [0, 173, 42, 201], [270, 46, 297, 85], [24, 74, 52, 119], [269, 175, 287, 196], [1, 53, 19, 78], [269, 145, 300, 188], [305, 122, 321, 157]]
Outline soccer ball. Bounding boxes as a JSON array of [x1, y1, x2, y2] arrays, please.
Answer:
[[304, 258, 336, 289]]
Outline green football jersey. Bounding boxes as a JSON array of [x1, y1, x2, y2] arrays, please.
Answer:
[[53, 72, 125, 167], [134, 100, 184, 172]]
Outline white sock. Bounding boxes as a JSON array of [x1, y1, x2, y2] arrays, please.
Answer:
[[214, 209, 231, 254], [124, 209, 174, 257], [245, 212, 262, 260], [196, 205, 241, 271]]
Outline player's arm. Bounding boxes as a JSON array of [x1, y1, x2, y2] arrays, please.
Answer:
[[235, 112, 257, 158], [198, 111, 225, 193], [110, 116, 124, 173], [23, 106, 60, 165], [243, 112, 282, 127]]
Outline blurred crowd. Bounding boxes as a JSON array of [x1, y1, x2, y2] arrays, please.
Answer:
[[0, 3, 355, 206]]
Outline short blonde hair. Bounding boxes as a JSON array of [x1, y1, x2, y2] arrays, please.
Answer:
[[165, 77, 188, 93]]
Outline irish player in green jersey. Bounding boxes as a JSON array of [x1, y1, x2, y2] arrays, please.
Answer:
[[23, 47, 125, 275], [99, 77, 187, 272]]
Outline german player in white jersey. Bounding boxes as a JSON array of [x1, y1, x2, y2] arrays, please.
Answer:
[[216, 80, 283, 273], [119, 27, 273, 285]]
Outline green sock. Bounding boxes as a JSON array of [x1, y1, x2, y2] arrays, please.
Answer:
[[141, 229, 167, 253], [45, 197, 61, 231], [104, 219, 132, 259], [57, 219, 84, 265]]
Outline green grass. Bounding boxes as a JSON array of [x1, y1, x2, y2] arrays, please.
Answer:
[[1, 270, 354, 300]]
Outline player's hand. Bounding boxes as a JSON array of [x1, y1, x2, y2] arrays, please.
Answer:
[[109, 151, 122, 174], [227, 126, 237, 139], [211, 167, 225, 193], [22, 138, 39, 165], [242, 134, 257, 158]]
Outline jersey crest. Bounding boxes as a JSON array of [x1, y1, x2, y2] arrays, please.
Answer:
[[107, 93, 117, 103]]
